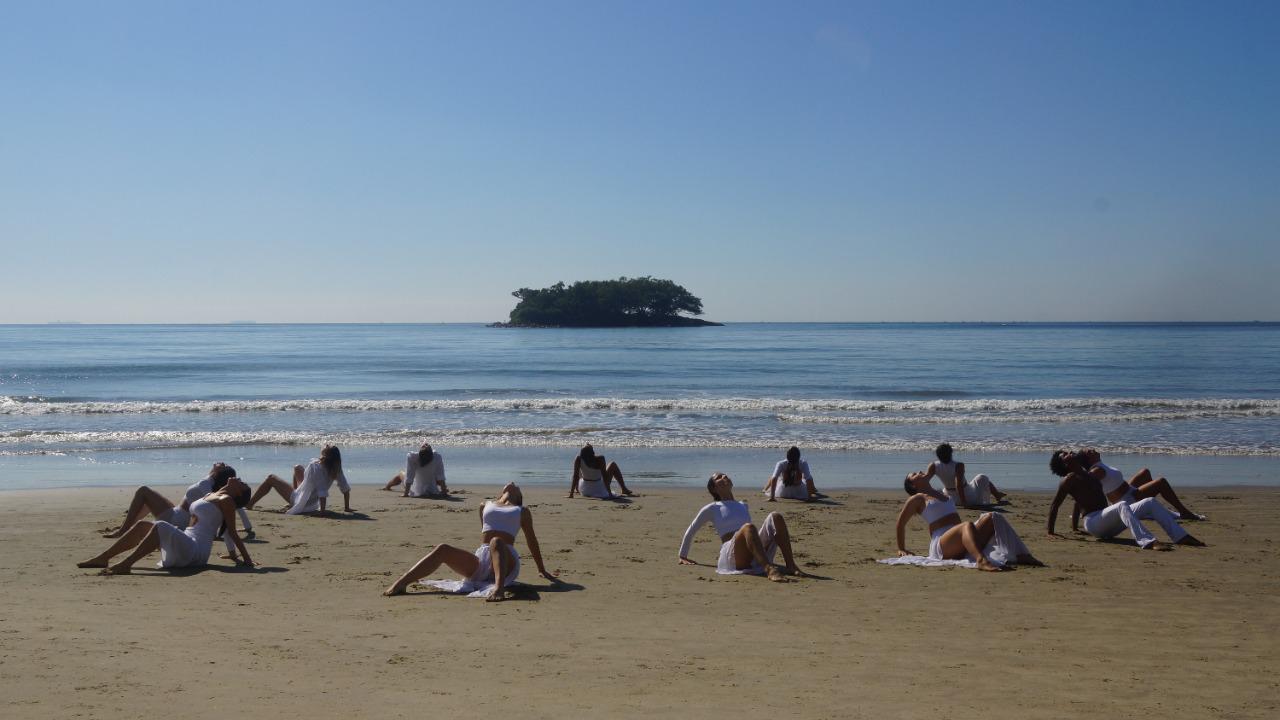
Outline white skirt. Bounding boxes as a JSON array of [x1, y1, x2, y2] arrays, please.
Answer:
[[154, 520, 212, 569], [577, 478, 611, 498], [927, 513, 1030, 567], [763, 483, 808, 500], [419, 544, 521, 597], [715, 513, 780, 575]]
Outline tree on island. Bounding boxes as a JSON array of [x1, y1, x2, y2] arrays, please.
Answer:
[[501, 277, 720, 327]]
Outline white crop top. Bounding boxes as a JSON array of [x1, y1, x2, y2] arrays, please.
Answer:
[[920, 496, 958, 525], [678, 501, 752, 558], [1092, 462, 1127, 495], [481, 502, 523, 538]]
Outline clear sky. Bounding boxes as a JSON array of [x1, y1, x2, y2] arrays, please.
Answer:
[[1, 1, 1277, 323]]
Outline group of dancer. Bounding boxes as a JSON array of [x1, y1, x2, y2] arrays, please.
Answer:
[[77, 439, 1207, 594]]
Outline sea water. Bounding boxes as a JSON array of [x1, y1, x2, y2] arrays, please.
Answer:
[[2, 323, 1277, 490]]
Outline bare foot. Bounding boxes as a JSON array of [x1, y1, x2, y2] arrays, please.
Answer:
[[101, 565, 131, 575], [1144, 541, 1175, 551], [485, 588, 510, 602], [765, 565, 790, 583], [1179, 513, 1207, 522], [100, 529, 124, 539], [976, 557, 1006, 572], [382, 580, 408, 597], [77, 559, 108, 568], [1176, 535, 1206, 547]]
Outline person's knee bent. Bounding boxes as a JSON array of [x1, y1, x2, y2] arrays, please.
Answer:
[[766, 511, 787, 531]]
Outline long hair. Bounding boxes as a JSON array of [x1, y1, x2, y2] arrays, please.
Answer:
[[579, 444, 597, 466], [320, 445, 342, 478], [211, 464, 237, 491], [784, 446, 802, 486], [218, 484, 252, 538], [418, 444, 434, 467], [707, 473, 726, 501], [903, 475, 916, 496]]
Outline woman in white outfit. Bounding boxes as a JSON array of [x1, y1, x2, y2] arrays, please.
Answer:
[[249, 445, 353, 514], [568, 444, 634, 498], [101, 462, 254, 539], [382, 442, 449, 497], [680, 473, 806, 582], [78, 476, 254, 574], [894, 471, 1041, 571], [763, 446, 822, 501], [920, 443, 1007, 508], [383, 483, 558, 601], [1076, 447, 1204, 521]]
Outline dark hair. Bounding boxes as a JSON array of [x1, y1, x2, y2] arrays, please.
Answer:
[[580, 444, 596, 462], [782, 447, 802, 486], [707, 473, 724, 501], [418, 444, 434, 467], [217, 484, 253, 538], [1049, 450, 1070, 477], [210, 464, 237, 490], [320, 445, 342, 478], [935, 443, 953, 463], [903, 475, 916, 496]]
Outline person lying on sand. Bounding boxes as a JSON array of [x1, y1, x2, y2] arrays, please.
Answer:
[[681, 472, 810, 582], [383, 483, 559, 601], [894, 471, 1041, 571], [762, 446, 824, 501], [568, 444, 634, 498], [79, 476, 254, 574], [1047, 450, 1203, 550], [1073, 447, 1205, 521], [382, 442, 449, 497], [248, 445, 354, 514], [917, 443, 1007, 508], [101, 462, 254, 539]]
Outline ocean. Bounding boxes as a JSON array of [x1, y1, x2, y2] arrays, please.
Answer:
[[2, 323, 1277, 491]]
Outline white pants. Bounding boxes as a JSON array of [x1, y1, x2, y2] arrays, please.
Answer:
[[716, 513, 781, 575], [1083, 497, 1188, 548], [947, 474, 994, 506]]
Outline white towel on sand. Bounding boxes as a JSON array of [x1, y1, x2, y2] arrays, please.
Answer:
[[877, 555, 978, 569]]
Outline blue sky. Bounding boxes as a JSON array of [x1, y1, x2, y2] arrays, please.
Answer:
[[1, 1, 1277, 322]]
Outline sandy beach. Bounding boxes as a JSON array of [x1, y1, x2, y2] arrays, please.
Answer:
[[1, 484, 1276, 719]]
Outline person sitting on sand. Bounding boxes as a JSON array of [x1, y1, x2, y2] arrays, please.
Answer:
[[382, 442, 449, 497], [568, 444, 634, 498], [78, 476, 254, 574], [101, 462, 255, 539], [248, 445, 353, 515], [763, 446, 823, 501], [680, 472, 808, 582], [1047, 450, 1203, 550], [918, 443, 1007, 508], [894, 471, 1041, 571], [383, 482, 558, 601], [1074, 447, 1205, 521]]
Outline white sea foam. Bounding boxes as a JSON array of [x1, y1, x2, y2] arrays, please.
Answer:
[[4, 395, 1279, 416]]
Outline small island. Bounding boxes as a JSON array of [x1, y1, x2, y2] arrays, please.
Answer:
[[493, 277, 722, 328]]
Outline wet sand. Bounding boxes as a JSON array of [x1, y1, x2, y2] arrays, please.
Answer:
[[1, 485, 1276, 719]]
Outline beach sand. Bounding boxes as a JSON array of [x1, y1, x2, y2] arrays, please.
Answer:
[[1, 485, 1276, 719]]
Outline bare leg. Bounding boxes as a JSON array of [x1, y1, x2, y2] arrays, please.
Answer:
[[805, 477, 823, 498], [80, 520, 155, 568], [104, 525, 162, 575], [764, 512, 803, 574], [605, 462, 634, 495], [104, 487, 175, 538], [383, 544, 480, 596], [383, 472, 404, 491], [939, 520, 1004, 571], [249, 475, 295, 509], [486, 537, 513, 602], [1133, 476, 1200, 519], [733, 524, 787, 582]]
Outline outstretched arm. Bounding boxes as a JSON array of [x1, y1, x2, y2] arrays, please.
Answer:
[[677, 505, 714, 564], [520, 509, 558, 580], [403, 454, 416, 496], [1070, 502, 1082, 532], [337, 470, 352, 511], [568, 457, 580, 498], [218, 498, 253, 566], [955, 462, 968, 506], [1046, 481, 1069, 538], [895, 495, 925, 556]]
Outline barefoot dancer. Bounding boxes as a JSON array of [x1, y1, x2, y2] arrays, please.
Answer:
[[1076, 447, 1205, 521], [919, 443, 1007, 507], [894, 471, 1041, 571], [101, 463, 255, 539], [1047, 450, 1203, 550], [382, 442, 449, 497], [78, 476, 254, 574], [568, 444, 634, 498], [763, 446, 822, 501], [680, 472, 806, 582], [383, 483, 558, 601], [249, 445, 353, 514]]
